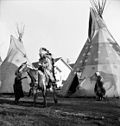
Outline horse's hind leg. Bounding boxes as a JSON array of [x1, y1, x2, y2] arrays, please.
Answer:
[[28, 88, 32, 97], [33, 89, 37, 106], [52, 85, 58, 104], [42, 87, 47, 107]]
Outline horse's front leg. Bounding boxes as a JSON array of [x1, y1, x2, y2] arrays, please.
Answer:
[[33, 88, 37, 106], [42, 86, 47, 107], [52, 84, 58, 104], [28, 87, 32, 97]]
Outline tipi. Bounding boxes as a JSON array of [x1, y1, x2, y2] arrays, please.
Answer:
[[60, 0, 120, 97], [0, 56, 2, 87], [0, 57, 2, 66], [0, 25, 31, 93]]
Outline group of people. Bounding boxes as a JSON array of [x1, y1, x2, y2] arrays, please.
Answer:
[[13, 47, 56, 104], [13, 47, 106, 104]]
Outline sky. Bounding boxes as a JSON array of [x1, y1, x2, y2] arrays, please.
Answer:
[[0, 0, 120, 63]]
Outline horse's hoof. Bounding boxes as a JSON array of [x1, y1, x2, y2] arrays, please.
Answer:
[[14, 101, 19, 104], [54, 100, 58, 104], [43, 104, 47, 107], [33, 104, 36, 107], [96, 98, 100, 101], [33, 102, 36, 107]]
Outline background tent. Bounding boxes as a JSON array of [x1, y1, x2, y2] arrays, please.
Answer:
[[0, 34, 31, 93], [0, 57, 2, 65], [60, 0, 120, 97]]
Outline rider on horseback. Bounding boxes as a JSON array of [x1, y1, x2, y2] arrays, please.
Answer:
[[38, 48, 56, 88], [15, 48, 58, 106]]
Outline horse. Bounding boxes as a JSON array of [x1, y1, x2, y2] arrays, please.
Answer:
[[16, 61, 58, 107]]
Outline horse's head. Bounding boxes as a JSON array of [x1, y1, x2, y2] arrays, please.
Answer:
[[15, 61, 28, 76]]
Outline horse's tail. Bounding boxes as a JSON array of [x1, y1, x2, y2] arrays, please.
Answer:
[[51, 58, 56, 82]]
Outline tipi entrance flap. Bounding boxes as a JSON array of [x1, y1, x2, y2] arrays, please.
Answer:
[[68, 74, 79, 94]]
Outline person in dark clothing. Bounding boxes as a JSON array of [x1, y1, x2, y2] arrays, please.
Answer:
[[94, 72, 106, 101], [13, 73, 27, 104]]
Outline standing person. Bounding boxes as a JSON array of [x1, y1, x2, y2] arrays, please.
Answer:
[[13, 72, 27, 104], [94, 72, 106, 101]]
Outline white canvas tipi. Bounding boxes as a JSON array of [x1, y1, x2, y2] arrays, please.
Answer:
[[0, 56, 2, 87], [0, 26, 31, 93], [60, 0, 120, 97], [0, 57, 2, 66]]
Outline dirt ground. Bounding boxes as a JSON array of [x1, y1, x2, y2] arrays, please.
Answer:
[[0, 93, 120, 126]]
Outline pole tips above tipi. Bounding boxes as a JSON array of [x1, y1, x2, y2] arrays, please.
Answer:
[[16, 23, 25, 42], [90, 0, 107, 17], [90, 0, 106, 17]]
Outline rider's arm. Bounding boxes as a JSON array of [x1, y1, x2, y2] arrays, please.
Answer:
[[20, 76, 27, 80]]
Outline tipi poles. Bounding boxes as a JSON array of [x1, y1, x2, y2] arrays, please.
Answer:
[[16, 23, 25, 42], [90, 0, 106, 17]]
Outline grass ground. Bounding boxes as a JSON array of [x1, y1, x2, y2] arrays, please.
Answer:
[[0, 94, 119, 126]]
